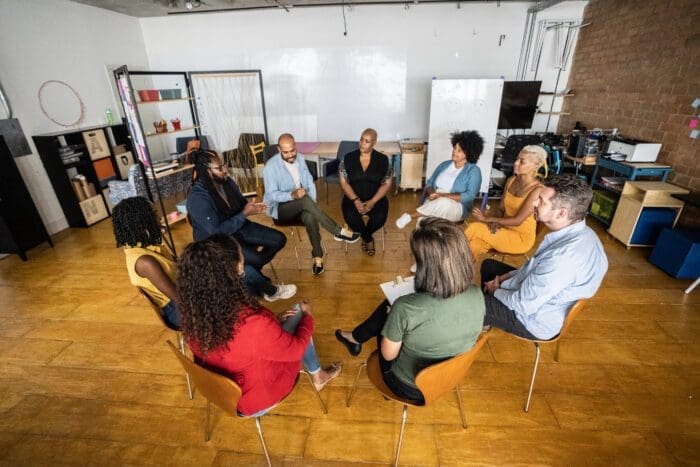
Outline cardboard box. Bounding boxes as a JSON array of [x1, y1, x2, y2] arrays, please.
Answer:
[[93, 158, 116, 180], [82, 129, 110, 160], [79, 195, 109, 226], [115, 150, 134, 179]]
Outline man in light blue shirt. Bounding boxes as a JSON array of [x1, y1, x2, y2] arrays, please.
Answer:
[[264, 133, 360, 275], [481, 174, 608, 340]]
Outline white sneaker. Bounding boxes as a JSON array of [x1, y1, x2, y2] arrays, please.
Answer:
[[409, 263, 417, 273], [264, 283, 297, 302], [395, 213, 412, 229]]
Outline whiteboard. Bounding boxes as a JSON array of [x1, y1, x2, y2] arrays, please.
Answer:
[[427, 79, 503, 193]]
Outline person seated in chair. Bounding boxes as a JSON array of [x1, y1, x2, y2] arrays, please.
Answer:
[[187, 149, 295, 302], [177, 236, 341, 417], [339, 128, 393, 256], [335, 218, 485, 405], [396, 130, 483, 229], [112, 196, 181, 328], [481, 174, 608, 340], [263, 133, 360, 275], [465, 145, 547, 260]]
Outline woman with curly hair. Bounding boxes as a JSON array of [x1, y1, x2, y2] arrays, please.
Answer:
[[396, 130, 484, 229], [112, 196, 180, 328], [177, 236, 341, 416]]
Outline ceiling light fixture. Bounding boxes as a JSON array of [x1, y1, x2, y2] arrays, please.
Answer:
[[185, 0, 201, 9]]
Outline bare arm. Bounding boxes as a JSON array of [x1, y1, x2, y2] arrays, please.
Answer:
[[134, 255, 178, 303], [380, 336, 402, 361]]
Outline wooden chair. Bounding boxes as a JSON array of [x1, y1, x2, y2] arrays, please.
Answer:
[[347, 331, 491, 466], [248, 141, 266, 189], [514, 299, 587, 412], [166, 340, 328, 466], [137, 287, 193, 400]]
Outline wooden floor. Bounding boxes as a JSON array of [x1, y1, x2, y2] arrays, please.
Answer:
[[1, 186, 698, 466]]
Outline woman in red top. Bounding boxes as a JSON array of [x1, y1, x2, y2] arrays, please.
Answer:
[[177, 236, 341, 416]]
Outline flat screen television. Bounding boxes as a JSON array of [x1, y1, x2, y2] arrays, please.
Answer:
[[497, 81, 542, 129]]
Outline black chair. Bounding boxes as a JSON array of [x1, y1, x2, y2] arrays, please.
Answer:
[[262, 144, 317, 181], [499, 134, 543, 176], [322, 140, 358, 202]]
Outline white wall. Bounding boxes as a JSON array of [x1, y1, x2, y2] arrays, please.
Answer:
[[0, 0, 149, 233], [140, 1, 586, 144]]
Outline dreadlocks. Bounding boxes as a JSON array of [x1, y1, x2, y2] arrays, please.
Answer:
[[190, 149, 246, 219], [112, 196, 163, 248], [177, 237, 262, 354]]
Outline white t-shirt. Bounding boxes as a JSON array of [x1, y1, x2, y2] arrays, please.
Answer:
[[434, 162, 462, 193], [284, 160, 301, 188]]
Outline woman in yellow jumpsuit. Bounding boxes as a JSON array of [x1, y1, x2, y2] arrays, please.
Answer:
[[465, 145, 547, 260]]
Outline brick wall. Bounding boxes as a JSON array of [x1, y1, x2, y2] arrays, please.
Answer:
[[558, 0, 700, 190]]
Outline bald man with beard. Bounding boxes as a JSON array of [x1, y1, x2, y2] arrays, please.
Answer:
[[263, 133, 359, 275]]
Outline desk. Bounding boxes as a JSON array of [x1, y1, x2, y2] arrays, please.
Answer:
[[299, 141, 401, 176], [591, 158, 672, 188]]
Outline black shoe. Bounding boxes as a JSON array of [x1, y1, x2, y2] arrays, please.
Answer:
[[333, 231, 361, 244], [312, 260, 325, 275], [335, 329, 361, 356]]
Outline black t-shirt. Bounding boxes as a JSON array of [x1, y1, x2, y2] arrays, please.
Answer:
[[340, 149, 392, 202]]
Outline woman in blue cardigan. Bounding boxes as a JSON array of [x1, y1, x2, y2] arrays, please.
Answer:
[[396, 130, 484, 229]]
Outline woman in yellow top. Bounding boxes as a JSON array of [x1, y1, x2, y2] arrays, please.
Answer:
[[112, 196, 180, 328], [465, 145, 547, 260]]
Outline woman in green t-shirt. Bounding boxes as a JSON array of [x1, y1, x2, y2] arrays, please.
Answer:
[[335, 217, 485, 404]]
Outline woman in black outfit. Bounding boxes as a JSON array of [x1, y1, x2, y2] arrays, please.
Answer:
[[339, 128, 393, 255]]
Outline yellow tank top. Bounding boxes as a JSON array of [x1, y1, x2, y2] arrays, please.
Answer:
[[503, 178, 540, 238], [124, 244, 176, 308]]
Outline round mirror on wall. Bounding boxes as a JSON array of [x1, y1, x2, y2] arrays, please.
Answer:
[[37, 80, 85, 127]]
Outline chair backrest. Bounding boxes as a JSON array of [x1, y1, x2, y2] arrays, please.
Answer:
[[237, 133, 265, 165], [415, 331, 491, 405], [166, 340, 242, 416], [557, 299, 587, 338], [337, 140, 359, 160], [249, 142, 266, 164], [262, 144, 279, 164], [137, 286, 178, 331]]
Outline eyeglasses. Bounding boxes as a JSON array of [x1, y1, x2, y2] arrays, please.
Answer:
[[209, 164, 226, 172]]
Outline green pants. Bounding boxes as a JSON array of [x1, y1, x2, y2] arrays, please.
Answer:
[[277, 195, 341, 258]]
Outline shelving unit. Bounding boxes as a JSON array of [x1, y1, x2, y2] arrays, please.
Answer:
[[588, 156, 673, 226], [608, 181, 689, 248], [33, 124, 131, 228]]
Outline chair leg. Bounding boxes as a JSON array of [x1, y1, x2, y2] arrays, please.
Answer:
[[455, 384, 467, 429], [301, 369, 328, 414], [346, 361, 367, 407], [255, 416, 272, 467], [393, 404, 408, 467], [524, 342, 541, 413], [204, 400, 212, 441], [178, 333, 194, 400], [290, 227, 301, 270], [268, 262, 279, 281], [381, 227, 385, 252]]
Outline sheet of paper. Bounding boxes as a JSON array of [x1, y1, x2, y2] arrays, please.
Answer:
[[380, 276, 415, 305]]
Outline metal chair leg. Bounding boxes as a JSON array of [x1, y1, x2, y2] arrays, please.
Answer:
[[524, 342, 541, 413], [290, 227, 301, 270], [178, 333, 194, 400], [394, 404, 408, 467], [268, 262, 279, 281], [204, 400, 212, 441], [455, 384, 467, 429], [255, 416, 272, 467], [301, 369, 328, 414], [346, 361, 367, 407], [381, 227, 385, 252]]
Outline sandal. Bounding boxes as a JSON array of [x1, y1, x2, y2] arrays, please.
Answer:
[[366, 240, 375, 256], [361, 240, 368, 252], [313, 362, 342, 391]]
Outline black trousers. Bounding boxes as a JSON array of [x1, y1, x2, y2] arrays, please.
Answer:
[[352, 299, 425, 405], [341, 197, 389, 243], [481, 259, 537, 340]]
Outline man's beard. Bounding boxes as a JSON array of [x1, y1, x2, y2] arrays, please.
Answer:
[[213, 174, 227, 185]]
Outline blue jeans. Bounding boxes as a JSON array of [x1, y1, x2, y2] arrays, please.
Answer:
[[161, 300, 181, 329], [281, 306, 321, 373], [234, 220, 286, 270], [242, 265, 277, 297]]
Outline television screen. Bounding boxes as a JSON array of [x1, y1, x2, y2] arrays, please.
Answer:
[[497, 81, 542, 129]]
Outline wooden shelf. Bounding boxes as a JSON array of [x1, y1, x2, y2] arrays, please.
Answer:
[[536, 111, 571, 115], [145, 126, 199, 137], [138, 97, 194, 105], [539, 92, 575, 97]]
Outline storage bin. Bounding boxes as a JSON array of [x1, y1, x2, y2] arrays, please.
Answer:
[[649, 228, 700, 279], [79, 195, 109, 226], [590, 190, 618, 224], [137, 90, 160, 102], [630, 207, 677, 245], [159, 89, 182, 100]]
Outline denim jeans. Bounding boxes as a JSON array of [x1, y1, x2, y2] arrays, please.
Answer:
[[233, 220, 286, 270], [281, 306, 321, 373], [242, 265, 277, 297], [161, 300, 181, 329]]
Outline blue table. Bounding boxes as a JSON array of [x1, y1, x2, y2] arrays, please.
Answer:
[[591, 157, 672, 187]]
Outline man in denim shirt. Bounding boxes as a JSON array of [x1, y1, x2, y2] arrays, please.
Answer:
[[481, 174, 608, 340]]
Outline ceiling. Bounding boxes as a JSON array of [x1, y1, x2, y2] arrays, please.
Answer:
[[69, 0, 536, 17]]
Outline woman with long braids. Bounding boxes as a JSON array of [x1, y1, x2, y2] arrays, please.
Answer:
[[178, 236, 341, 416], [186, 149, 295, 302], [112, 196, 180, 327]]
